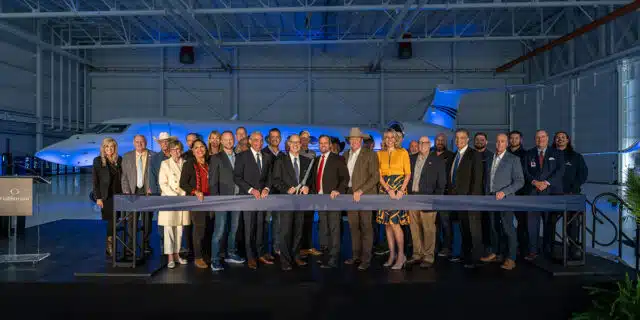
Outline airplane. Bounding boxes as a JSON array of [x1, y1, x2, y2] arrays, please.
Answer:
[[36, 84, 541, 167]]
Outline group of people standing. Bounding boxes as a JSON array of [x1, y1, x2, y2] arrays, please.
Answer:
[[92, 124, 587, 273]]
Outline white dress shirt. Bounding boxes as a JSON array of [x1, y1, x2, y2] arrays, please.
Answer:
[[489, 150, 505, 193], [346, 148, 361, 188], [248, 148, 268, 194], [317, 151, 331, 194], [289, 153, 300, 183]]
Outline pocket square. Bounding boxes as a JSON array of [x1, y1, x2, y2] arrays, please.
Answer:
[[549, 157, 555, 160]]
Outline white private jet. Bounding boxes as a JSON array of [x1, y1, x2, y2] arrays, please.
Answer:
[[35, 85, 538, 167]]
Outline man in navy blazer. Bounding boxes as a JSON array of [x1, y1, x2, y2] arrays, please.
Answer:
[[407, 136, 446, 268], [479, 133, 524, 270], [522, 129, 565, 261]]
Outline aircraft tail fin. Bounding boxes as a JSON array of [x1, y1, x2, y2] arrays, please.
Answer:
[[422, 84, 543, 130]]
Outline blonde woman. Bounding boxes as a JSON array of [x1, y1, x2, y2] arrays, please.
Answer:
[[377, 129, 411, 270], [92, 137, 122, 257], [158, 140, 190, 268], [208, 130, 222, 156]]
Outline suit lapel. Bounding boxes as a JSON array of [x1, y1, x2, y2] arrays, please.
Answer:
[[284, 153, 297, 182]]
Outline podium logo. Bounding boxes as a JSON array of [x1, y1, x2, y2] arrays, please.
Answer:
[[0, 179, 33, 216], [2, 188, 30, 202], [9, 188, 19, 196]]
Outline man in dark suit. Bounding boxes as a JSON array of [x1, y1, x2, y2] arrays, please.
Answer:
[[508, 130, 528, 257], [407, 136, 446, 268], [310, 135, 350, 268], [447, 128, 484, 268], [479, 133, 524, 270], [262, 128, 283, 259], [233, 131, 274, 270], [433, 132, 456, 258], [522, 129, 564, 261], [209, 131, 246, 271], [342, 127, 379, 271], [272, 134, 312, 271]]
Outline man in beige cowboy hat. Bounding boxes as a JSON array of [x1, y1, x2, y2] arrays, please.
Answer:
[[342, 127, 380, 270]]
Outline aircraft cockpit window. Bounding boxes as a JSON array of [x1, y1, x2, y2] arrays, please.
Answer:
[[86, 124, 106, 133], [100, 124, 130, 134]]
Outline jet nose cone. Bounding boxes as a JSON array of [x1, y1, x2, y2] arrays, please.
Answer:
[[35, 141, 97, 167]]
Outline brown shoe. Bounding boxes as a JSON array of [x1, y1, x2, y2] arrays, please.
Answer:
[[106, 236, 113, 257], [264, 254, 275, 261], [259, 256, 274, 265], [501, 259, 516, 270], [407, 256, 423, 265], [295, 258, 308, 267], [247, 259, 257, 269], [480, 253, 497, 263], [194, 258, 208, 269], [299, 249, 309, 258], [344, 258, 360, 265], [308, 248, 322, 256]]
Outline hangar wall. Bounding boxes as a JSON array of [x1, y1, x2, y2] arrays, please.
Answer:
[[90, 42, 525, 144]]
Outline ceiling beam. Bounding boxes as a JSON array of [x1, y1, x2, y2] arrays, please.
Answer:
[[369, 0, 419, 71], [496, 0, 640, 72], [0, 1, 631, 19]]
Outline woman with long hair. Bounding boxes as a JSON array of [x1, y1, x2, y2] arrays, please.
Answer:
[[159, 140, 190, 268], [92, 137, 122, 257], [180, 139, 212, 269], [377, 129, 411, 270], [208, 130, 222, 156]]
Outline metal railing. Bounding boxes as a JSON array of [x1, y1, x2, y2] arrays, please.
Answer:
[[589, 192, 639, 273]]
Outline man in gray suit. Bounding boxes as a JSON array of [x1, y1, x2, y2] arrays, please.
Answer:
[[480, 133, 524, 270], [121, 134, 153, 252]]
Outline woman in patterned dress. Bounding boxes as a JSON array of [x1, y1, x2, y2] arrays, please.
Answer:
[[377, 129, 412, 270]]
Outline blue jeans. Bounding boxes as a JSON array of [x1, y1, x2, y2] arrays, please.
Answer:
[[211, 211, 241, 262], [488, 211, 517, 260]]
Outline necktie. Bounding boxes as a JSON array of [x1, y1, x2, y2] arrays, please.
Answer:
[[451, 152, 461, 184], [136, 154, 143, 189], [316, 155, 325, 192], [539, 150, 544, 168], [294, 157, 300, 184], [490, 155, 499, 192], [256, 153, 262, 173]]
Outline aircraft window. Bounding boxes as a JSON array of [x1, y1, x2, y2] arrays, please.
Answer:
[[86, 124, 106, 133], [99, 124, 130, 134]]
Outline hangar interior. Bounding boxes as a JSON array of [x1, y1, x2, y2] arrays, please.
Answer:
[[0, 0, 639, 266]]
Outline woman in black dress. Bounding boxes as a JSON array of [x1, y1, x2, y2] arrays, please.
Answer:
[[92, 137, 122, 257]]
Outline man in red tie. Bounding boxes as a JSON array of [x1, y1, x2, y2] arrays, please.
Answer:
[[522, 129, 565, 261], [310, 135, 350, 268]]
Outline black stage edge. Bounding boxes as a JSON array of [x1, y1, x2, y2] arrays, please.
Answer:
[[73, 256, 165, 278], [531, 254, 633, 277]]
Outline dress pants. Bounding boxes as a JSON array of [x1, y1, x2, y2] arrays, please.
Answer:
[[163, 226, 183, 255], [243, 211, 266, 261], [527, 212, 557, 255], [300, 211, 315, 249], [135, 187, 153, 246], [439, 211, 455, 253], [488, 211, 517, 260], [515, 212, 529, 255], [191, 212, 213, 260], [279, 211, 304, 267], [319, 211, 341, 263], [459, 211, 484, 263], [408, 211, 437, 263], [347, 210, 373, 263]]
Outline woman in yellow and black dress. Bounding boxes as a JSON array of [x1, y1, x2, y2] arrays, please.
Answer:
[[377, 129, 411, 270], [92, 137, 122, 257]]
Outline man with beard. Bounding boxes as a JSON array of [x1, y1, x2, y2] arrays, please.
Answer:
[[508, 130, 528, 256], [433, 133, 456, 258], [409, 140, 419, 155], [552, 131, 588, 260], [263, 128, 283, 258], [474, 132, 495, 254], [298, 130, 321, 258]]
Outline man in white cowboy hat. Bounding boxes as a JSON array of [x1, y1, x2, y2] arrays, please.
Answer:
[[342, 127, 379, 270], [149, 132, 177, 252]]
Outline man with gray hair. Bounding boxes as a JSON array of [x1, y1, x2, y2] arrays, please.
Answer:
[[121, 134, 153, 253], [233, 131, 274, 269]]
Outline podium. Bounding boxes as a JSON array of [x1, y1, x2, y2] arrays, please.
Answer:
[[0, 175, 51, 264]]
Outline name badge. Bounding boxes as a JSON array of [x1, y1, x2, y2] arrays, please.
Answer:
[[530, 161, 536, 168]]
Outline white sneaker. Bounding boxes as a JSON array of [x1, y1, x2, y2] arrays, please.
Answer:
[[168, 261, 176, 269], [177, 257, 188, 265]]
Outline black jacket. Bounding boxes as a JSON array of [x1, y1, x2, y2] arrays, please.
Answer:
[[447, 148, 484, 196], [407, 152, 446, 195], [560, 149, 588, 194], [309, 152, 349, 194], [272, 153, 312, 194], [179, 158, 202, 196], [233, 149, 274, 194], [92, 156, 122, 201], [522, 147, 565, 195], [209, 152, 239, 196]]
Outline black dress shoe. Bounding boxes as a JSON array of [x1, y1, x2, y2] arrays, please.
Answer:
[[281, 265, 292, 271]]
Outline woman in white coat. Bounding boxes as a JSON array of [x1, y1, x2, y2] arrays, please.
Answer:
[[159, 140, 191, 268]]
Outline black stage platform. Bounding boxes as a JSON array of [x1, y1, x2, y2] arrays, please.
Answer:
[[0, 220, 634, 319]]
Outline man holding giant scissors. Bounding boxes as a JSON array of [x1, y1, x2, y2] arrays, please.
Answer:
[[272, 134, 313, 271]]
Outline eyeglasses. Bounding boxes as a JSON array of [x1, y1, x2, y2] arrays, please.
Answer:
[[419, 141, 431, 144]]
